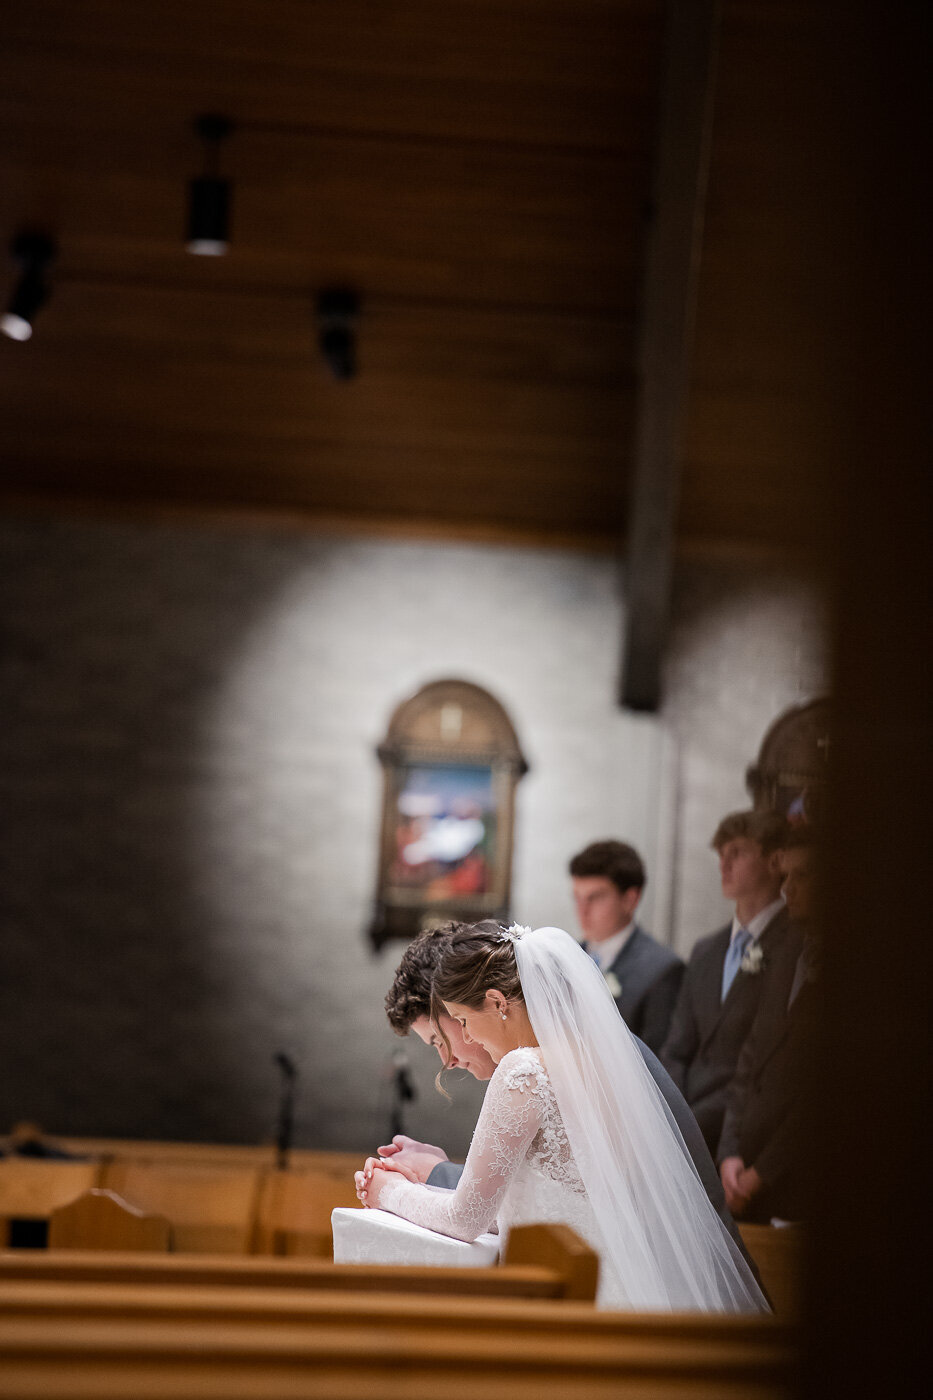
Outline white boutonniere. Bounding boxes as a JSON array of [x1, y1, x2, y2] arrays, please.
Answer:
[[604, 971, 623, 999], [740, 942, 764, 975]]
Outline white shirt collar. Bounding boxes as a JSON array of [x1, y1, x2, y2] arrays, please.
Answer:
[[588, 919, 637, 969], [730, 897, 785, 944]]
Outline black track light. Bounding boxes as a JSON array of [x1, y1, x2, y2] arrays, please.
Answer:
[[316, 288, 360, 380], [1, 232, 56, 342], [187, 114, 234, 255]]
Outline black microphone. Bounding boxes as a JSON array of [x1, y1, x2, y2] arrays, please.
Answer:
[[388, 1049, 416, 1139], [273, 1052, 297, 1171]]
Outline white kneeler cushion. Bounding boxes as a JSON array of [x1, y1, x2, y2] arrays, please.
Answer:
[[332, 1207, 499, 1267]]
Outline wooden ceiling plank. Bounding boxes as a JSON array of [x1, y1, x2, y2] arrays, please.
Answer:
[[0, 131, 639, 316], [3, 2, 662, 152], [619, 0, 722, 711]]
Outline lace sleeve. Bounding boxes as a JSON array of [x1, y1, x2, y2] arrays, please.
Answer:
[[375, 1049, 546, 1242]]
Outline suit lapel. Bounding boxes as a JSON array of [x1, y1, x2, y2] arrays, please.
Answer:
[[698, 907, 789, 1050], [608, 926, 642, 981], [750, 922, 806, 1071], [755, 1017, 792, 1078], [604, 927, 645, 1013], [697, 927, 732, 1044]]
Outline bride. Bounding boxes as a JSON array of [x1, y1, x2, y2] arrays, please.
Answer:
[[356, 922, 768, 1311]]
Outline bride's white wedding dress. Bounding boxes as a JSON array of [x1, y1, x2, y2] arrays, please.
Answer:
[[378, 1045, 624, 1304]]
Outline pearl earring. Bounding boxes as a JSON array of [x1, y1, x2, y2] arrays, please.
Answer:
[[499, 1008, 507, 1021]]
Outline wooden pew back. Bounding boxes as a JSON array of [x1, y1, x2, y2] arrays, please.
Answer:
[[102, 1161, 263, 1253], [61, 1136, 362, 1178], [253, 1167, 362, 1256], [738, 1222, 804, 1318], [0, 1222, 596, 1301], [0, 1293, 794, 1400], [50, 1163, 365, 1258], [0, 1158, 101, 1246], [48, 1189, 171, 1252]]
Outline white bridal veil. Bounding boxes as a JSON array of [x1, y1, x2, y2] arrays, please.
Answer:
[[513, 925, 768, 1311]]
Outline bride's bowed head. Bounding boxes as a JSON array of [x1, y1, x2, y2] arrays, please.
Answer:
[[431, 922, 540, 1065], [431, 922, 768, 1313]]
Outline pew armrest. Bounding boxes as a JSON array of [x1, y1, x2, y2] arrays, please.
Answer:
[[503, 1223, 599, 1301]]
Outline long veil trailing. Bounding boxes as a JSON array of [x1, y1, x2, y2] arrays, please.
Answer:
[[513, 926, 768, 1311]]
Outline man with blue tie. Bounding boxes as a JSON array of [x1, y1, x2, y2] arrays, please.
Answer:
[[660, 810, 791, 1154], [569, 840, 684, 1053]]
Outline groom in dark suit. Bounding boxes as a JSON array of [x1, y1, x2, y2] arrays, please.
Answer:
[[660, 809, 791, 1155], [569, 840, 683, 1053]]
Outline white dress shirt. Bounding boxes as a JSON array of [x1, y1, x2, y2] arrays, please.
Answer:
[[729, 897, 785, 945], [588, 919, 636, 970]]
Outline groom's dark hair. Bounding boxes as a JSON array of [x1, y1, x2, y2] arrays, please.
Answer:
[[385, 922, 475, 1035]]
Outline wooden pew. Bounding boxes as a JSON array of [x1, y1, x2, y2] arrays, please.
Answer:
[[0, 1294, 794, 1400], [253, 1167, 363, 1256], [101, 1160, 263, 1253], [53, 1166, 365, 1258], [0, 1220, 792, 1397], [59, 1136, 282, 1167], [0, 1158, 102, 1247], [738, 1222, 804, 1318], [49, 1190, 171, 1252], [65, 1141, 367, 1255], [0, 1223, 596, 1301], [61, 1136, 363, 1178]]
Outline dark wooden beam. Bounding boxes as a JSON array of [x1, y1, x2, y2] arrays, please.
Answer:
[[619, 0, 722, 711]]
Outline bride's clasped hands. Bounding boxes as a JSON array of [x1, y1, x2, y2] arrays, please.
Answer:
[[354, 1154, 418, 1206]]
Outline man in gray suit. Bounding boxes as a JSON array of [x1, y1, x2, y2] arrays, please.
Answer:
[[660, 809, 792, 1155], [569, 840, 683, 1052], [379, 922, 754, 1271]]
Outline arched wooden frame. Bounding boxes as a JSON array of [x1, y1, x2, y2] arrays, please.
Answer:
[[370, 679, 528, 949], [745, 696, 832, 823]]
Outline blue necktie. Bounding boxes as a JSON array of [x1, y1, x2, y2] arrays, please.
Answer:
[[588, 947, 601, 971], [721, 928, 751, 1001]]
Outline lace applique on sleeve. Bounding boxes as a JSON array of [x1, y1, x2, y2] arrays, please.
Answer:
[[376, 1048, 547, 1242]]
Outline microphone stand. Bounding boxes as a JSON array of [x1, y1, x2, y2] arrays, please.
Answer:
[[273, 1052, 297, 1173]]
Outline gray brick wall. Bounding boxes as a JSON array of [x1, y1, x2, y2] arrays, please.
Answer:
[[0, 516, 828, 1152], [662, 555, 830, 953]]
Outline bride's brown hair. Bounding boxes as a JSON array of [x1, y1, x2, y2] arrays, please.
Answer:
[[430, 922, 525, 1027], [420, 921, 525, 1095]]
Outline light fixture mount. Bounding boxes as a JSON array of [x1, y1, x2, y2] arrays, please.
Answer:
[[1, 230, 57, 342], [187, 113, 235, 256], [194, 113, 234, 146], [316, 288, 360, 380]]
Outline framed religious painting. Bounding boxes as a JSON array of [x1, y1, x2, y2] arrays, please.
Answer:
[[369, 679, 527, 948]]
